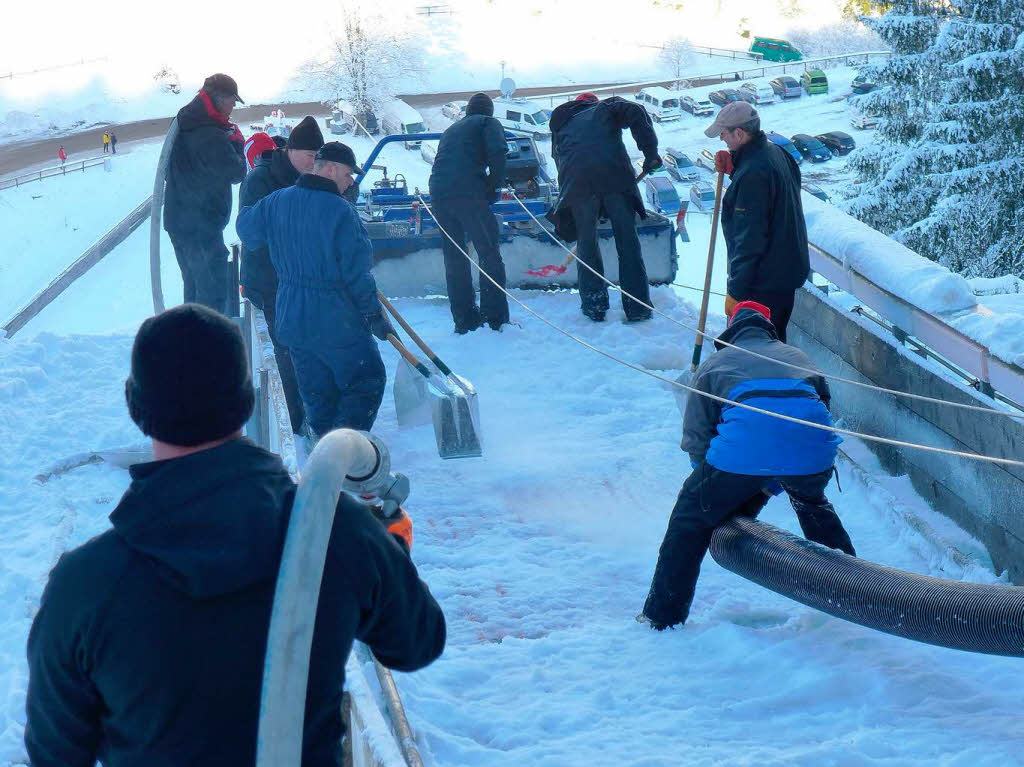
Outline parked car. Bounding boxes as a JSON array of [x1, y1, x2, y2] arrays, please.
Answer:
[[769, 76, 802, 99], [633, 155, 667, 177], [493, 96, 552, 138], [849, 110, 879, 130], [331, 102, 378, 135], [645, 176, 682, 216], [851, 73, 876, 94], [803, 182, 830, 202], [689, 180, 717, 212], [791, 133, 832, 163], [766, 131, 803, 165], [695, 150, 717, 173], [662, 147, 700, 182], [442, 100, 467, 120], [816, 131, 856, 156], [739, 82, 775, 106], [749, 36, 803, 63], [801, 69, 829, 95], [680, 95, 715, 116], [708, 88, 744, 107], [635, 86, 681, 122], [381, 99, 427, 149]]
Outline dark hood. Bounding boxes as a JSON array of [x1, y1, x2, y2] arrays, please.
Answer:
[[549, 100, 597, 133], [176, 90, 231, 132], [110, 438, 295, 599], [714, 309, 777, 350]]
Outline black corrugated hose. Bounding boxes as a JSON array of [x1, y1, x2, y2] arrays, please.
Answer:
[[709, 517, 1024, 657]]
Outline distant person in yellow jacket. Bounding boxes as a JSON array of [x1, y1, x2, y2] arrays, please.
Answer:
[[102, 131, 110, 154]]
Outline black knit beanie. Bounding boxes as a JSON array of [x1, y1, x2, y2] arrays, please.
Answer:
[[125, 304, 255, 446], [287, 115, 325, 151], [466, 93, 494, 117]]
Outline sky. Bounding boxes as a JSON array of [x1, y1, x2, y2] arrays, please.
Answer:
[[2, 0, 845, 105]]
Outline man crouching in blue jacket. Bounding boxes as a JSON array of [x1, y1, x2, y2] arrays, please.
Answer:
[[640, 301, 856, 630], [237, 141, 395, 438]]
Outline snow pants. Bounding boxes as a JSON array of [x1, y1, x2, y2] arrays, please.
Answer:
[[169, 231, 229, 315], [252, 290, 305, 434], [746, 288, 796, 343], [290, 336, 386, 435], [432, 197, 509, 331], [643, 463, 855, 628], [570, 192, 651, 320]]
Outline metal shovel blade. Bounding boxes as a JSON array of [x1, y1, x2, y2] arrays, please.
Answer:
[[430, 376, 483, 459], [673, 369, 694, 419], [394, 358, 433, 428]]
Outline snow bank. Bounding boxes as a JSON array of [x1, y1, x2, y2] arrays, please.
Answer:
[[969, 275, 1024, 296], [802, 193, 977, 314]]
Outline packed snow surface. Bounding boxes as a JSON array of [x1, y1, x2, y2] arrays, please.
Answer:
[[2, 86, 1023, 766]]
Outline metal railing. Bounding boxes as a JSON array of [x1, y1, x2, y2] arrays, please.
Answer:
[[688, 44, 764, 61], [0, 157, 109, 191], [807, 243, 1024, 409], [534, 50, 893, 107], [1, 56, 107, 80]]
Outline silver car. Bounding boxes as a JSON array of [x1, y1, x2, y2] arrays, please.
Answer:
[[770, 76, 802, 100]]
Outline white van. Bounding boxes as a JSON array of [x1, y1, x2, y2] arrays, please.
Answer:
[[380, 99, 427, 149], [329, 102, 378, 136], [493, 97, 551, 139], [635, 86, 680, 122]]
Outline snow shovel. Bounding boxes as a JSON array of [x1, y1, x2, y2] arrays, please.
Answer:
[[378, 291, 482, 451], [385, 332, 483, 460], [674, 161, 726, 417]]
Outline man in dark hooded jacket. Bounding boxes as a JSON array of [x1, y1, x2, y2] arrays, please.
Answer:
[[238, 115, 325, 434], [548, 92, 661, 322], [640, 301, 856, 630], [164, 73, 247, 314], [428, 92, 509, 333], [25, 304, 445, 767]]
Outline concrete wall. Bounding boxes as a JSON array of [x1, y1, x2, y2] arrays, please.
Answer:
[[790, 286, 1024, 583]]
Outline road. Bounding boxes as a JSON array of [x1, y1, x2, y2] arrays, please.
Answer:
[[0, 75, 739, 177]]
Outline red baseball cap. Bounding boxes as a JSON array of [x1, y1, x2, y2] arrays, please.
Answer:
[[729, 300, 771, 324], [576, 92, 599, 103]]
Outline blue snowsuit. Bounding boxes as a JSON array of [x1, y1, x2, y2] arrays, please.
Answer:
[[236, 174, 386, 434]]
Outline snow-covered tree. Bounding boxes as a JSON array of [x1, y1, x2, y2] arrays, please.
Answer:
[[153, 66, 180, 95], [303, 5, 427, 136], [845, 0, 1024, 278], [785, 17, 887, 58], [657, 37, 695, 88]]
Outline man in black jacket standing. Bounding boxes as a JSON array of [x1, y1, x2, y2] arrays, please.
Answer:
[[25, 304, 446, 767], [428, 92, 510, 333], [239, 115, 325, 434], [548, 92, 661, 322], [164, 73, 247, 314], [705, 101, 809, 341]]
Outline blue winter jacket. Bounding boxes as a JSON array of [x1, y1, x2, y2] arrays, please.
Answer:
[[682, 309, 840, 476], [236, 174, 380, 350]]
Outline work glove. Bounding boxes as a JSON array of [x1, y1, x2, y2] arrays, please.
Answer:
[[724, 293, 739, 318], [714, 150, 734, 175], [641, 154, 663, 174], [372, 504, 414, 551], [365, 311, 396, 341]]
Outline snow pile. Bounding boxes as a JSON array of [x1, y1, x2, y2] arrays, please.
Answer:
[[802, 193, 976, 314], [949, 309, 1024, 370], [969, 275, 1024, 296]]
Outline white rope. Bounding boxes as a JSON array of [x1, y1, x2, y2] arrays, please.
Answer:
[[418, 194, 1024, 469], [508, 192, 1024, 421]]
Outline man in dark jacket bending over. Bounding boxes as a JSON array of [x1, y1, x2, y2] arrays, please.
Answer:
[[238, 115, 325, 434], [25, 304, 445, 766], [428, 92, 510, 333], [237, 142, 395, 438], [707, 101, 809, 341], [164, 73, 247, 313], [640, 302, 855, 630], [548, 92, 661, 322]]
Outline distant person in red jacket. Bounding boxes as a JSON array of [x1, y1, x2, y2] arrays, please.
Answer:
[[58, 146, 67, 165]]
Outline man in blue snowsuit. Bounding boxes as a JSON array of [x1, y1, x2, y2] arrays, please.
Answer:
[[236, 142, 394, 437], [641, 301, 856, 630]]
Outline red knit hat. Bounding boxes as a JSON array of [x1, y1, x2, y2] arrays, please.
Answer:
[[576, 92, 599, 103], [244, 132, 276, 171], [729, 300, 771, 324]]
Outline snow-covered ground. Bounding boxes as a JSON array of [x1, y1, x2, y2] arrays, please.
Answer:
[[2, 87, 1023, 766]]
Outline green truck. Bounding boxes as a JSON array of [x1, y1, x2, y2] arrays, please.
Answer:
[[748, 37, 803, 62]]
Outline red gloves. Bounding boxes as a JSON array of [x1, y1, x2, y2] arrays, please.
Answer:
[[228, 123, 245, 144], [714, 150, 734, 175]]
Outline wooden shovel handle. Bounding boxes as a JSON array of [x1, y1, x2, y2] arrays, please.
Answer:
[[386, 334, 432, 379], [378, 291, 454, 377]]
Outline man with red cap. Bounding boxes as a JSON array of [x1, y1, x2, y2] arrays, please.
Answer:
[[547, 90, 661, 322], [640, 300, 855, 630], [164, 73, 247, 314]]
